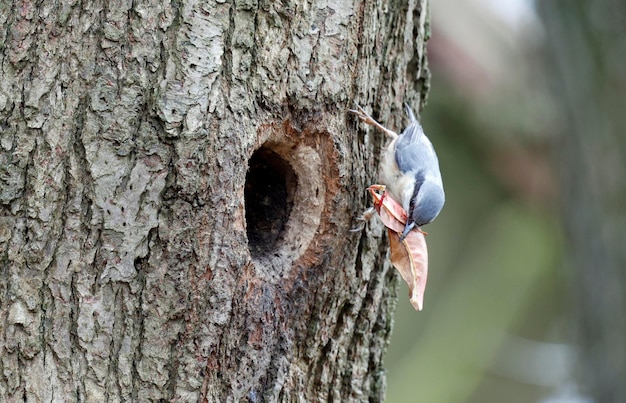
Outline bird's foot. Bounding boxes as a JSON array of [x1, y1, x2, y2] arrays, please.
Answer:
[[350, 207, 376, 232], [349, 103, 398, 139]]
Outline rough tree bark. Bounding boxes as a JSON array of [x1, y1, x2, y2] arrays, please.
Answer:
[[0, 0, 430, 401]]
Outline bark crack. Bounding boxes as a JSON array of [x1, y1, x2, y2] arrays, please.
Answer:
[[131, 255, 146, 401], [221, 0, 235, 106], [69, 270, 84, 400], [164, 332, 181, 400]]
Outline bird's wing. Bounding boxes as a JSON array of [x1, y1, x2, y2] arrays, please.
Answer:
[[395, 105, 441, 175], [394, 127, 439, 172]]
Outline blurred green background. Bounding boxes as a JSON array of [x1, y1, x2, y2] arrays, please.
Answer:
[[385, 1, 626, 402]]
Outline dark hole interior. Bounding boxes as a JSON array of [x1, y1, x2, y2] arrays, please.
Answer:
[[245, 147, 297, 257]]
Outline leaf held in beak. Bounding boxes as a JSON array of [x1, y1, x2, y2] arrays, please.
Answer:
[[367, 185, 429, 311]]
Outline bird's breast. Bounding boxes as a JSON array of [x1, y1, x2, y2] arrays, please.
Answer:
[[379, 139, 415, 211]]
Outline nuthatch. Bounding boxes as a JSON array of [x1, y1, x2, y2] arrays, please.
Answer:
[[351, 103, 445, 240]]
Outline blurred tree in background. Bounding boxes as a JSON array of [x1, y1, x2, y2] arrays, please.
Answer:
[[385, 0, 625, 401], [539, 1, 626, 401]]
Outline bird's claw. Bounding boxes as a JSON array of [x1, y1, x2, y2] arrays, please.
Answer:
[[349, 103, 398, 139], [358, 207, 376, 222], [349, 103, 376, 126], [350, 207, 376, 232]]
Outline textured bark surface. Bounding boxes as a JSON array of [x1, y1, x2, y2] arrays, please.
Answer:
[[0, 0, 429, 401]]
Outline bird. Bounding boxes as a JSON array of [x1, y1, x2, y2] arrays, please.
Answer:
[[350, 103, 445, 241]]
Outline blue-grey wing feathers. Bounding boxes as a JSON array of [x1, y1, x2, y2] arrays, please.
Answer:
[[393, 105, 445, 231], [394, 105, 437, 174]]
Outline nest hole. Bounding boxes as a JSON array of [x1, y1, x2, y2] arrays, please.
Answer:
[[245, 147, 297, 257]]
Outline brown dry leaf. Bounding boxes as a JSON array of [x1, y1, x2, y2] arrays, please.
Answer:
[[367, 185, 429, 311]]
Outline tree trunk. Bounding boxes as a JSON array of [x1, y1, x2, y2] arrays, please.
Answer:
[[538, 1, 626, 401], [0, 0, 430, 401]]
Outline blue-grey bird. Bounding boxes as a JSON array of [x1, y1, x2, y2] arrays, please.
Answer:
[[351, 103, 445, 240]]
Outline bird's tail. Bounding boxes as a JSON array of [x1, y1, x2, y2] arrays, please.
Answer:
[[404, 103, 417, 122], [401, 103, 424, 141]]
